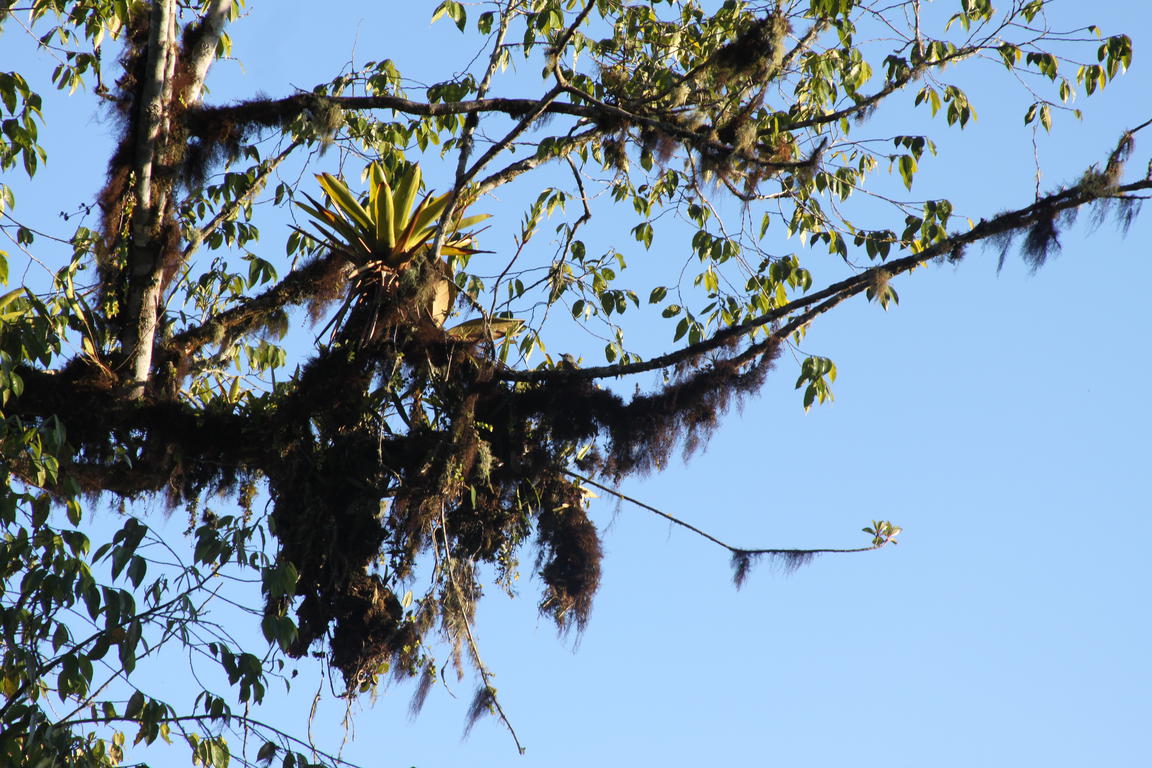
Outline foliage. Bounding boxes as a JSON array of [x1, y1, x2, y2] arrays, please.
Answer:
[[1, 0, 1149, 765]]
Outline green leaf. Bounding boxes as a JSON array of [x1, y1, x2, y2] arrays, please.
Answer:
[[257, 742, 279, 765], [0, 286, 25, 311], [454, 212, 493, 231], [632, 221, 653, 248], [125, 690, 145, 718], [296, 193, 364, 245], [445, 316, 525, 341], [125, 555, 147, 588], [898, 155, 916, 191], [431, 0, 466, 31], [409, 192, 452, 239]]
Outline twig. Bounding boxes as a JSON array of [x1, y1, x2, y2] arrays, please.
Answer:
[[0, 566, 220, 720], [563, 470, 879, 558], [184, 138, 303, 260], [436, 506, 526, 755], [452, 0, 519, 186]]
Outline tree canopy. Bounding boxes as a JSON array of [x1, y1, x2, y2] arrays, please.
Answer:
[[1, 1, 1149, 765]]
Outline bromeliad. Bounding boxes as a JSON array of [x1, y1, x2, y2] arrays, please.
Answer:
[[294, 162, 490, 271], [296, 163, 521, 345]]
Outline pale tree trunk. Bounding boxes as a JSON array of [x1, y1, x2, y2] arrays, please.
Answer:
[[122, 0, 233, 399], [183, 0, 234, 104]]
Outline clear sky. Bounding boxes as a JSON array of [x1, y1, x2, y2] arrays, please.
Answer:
[[4, 2, 1151, 766]]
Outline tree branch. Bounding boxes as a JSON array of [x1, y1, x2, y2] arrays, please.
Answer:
[[565, 471, 885, 589], [430, 84, 565, 262], [0, 566, 218, 721], [436, 506, 525, 755], [182, 138, 302, 261], [61, 713, 361, 768], [451, 0, 517, 185], [189, 89, 824, 177], [472, 128, 598, 199], [496, 174, 1152, 384], [182, 0, 234, 105], [165, 249, 353, 359]]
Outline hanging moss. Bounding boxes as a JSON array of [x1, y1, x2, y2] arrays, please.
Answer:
[[535, 476, 602, 633], [1021, 210, 1061, 270]]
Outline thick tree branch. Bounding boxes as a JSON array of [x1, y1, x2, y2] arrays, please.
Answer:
[[182, 0, 233, 105], [12, 367, 257, 496], [189, 90, 825, 177], [166, 249, 353, 358], [118, 2, 234, 399], [497, 174, 1152, 384]]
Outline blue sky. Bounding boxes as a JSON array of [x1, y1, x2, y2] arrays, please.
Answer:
[[4, 2, 1151, 766]]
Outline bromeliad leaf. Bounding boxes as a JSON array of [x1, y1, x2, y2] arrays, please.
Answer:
[[316, 173, 373, 233]]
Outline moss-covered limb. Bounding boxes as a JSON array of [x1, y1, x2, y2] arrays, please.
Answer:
[[180, 94, 330, 179], [185, 92, 561, 134], [497, 172, 1152, 387], [169, 6, 974, 165], [164, 249, 353, 359], [188, 87, 819, 178], [180, 0, 234, 106], [11, 366, 258, 499], [492, 347, 778, 495]]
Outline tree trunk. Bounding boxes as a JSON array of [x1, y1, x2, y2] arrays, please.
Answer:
[[122, 0, 232, 399]]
